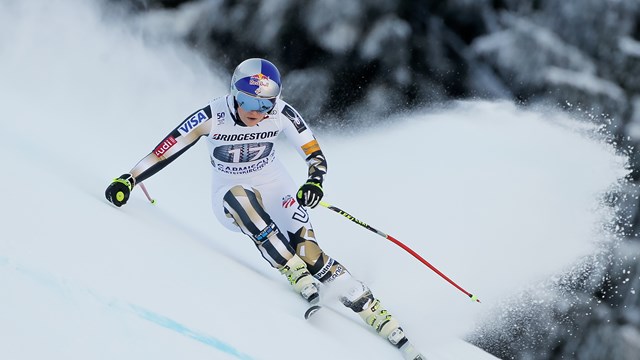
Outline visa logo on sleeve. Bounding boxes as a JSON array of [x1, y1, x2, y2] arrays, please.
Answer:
[[178, 110, 209, 135]]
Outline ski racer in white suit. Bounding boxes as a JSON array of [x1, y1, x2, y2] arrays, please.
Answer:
[[105, 58, 423, 359]]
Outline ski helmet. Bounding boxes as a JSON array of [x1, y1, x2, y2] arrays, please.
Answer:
[[230, 58, 282, 113]]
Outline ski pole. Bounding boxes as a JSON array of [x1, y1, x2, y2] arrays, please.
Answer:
[[138, 183, 156, 204], [319, 201, 480, 303]]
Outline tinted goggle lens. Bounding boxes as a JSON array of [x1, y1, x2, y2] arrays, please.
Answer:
[[236, 92, 276, 113]]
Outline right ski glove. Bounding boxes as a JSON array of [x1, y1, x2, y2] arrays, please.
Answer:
[[105, 173, 135, 207], [296, 179, 323, 208]]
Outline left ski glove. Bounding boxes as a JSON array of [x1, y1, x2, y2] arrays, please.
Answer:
[[297, 180, 323, 208], [105, 173, 135, 207]]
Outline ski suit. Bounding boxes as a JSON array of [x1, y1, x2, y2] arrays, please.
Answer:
[[121, 95, 418, 352], [128, 95, 345, 283]]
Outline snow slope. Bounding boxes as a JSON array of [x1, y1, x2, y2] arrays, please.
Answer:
[[0, 1, 628, 359]]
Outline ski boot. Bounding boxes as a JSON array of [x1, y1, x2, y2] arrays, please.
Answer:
[[279, 255, 319, 304], [340, 281, 426, 359]]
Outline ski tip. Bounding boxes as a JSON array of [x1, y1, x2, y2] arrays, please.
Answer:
[[470, 294, 481, 303], [304, 305, 322, 320]]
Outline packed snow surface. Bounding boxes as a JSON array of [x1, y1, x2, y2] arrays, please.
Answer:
[[0, 0, 627, 359]]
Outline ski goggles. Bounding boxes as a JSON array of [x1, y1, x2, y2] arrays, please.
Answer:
[[236, 92, 276, 113]]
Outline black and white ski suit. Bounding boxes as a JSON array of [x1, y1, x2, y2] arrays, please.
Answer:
[[128, 95, 346, 283]]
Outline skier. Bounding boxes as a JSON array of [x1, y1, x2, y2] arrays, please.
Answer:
[[105, 58, 424, 360]]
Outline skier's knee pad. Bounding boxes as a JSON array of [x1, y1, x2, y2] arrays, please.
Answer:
[[253, 222, 278, 243]]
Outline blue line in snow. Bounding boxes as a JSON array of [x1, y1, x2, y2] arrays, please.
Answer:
[[0, 258, 255, 360], [128, 304, 255, 360]]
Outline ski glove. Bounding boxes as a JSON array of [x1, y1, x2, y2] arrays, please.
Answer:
[[105, 173, 135, 207], [297, 180, 323, 208]]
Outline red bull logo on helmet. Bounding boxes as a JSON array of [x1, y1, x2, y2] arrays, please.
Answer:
[[249, 73, 270, 88]]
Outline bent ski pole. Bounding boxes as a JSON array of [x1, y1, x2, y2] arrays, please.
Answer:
[[319, 201, 480, 303], [138, 183, 156, 204]]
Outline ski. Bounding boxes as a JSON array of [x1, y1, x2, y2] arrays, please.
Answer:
[[304, 305, 426, 359], [398, 340, 427, 360], [304, 304, 322, 320]]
